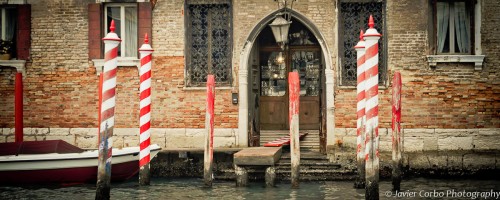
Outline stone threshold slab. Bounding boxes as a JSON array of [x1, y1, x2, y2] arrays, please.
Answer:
[[234, 147, 282, 166]]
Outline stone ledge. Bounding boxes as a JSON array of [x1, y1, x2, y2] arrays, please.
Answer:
[[92, 58, 140, 76], [0, 60, 27, 76], [427, 55, 485, 70]]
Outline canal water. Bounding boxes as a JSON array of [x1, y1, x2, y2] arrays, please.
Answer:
[[1, 178, 499, 199]]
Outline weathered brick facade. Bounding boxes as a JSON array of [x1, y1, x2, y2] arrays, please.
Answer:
[[0, 0, 498, 152]]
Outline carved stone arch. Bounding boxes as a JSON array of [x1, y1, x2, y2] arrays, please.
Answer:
[[237, 9, 335, 148]]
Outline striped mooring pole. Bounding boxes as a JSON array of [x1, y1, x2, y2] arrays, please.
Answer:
[[364, 15, 382, 200], [138, 33, 154, 186], [204, 75, 215, 187], [96, 20, 120, 200], [289, 71, 300, 189], [391, 71, 403, 191], [354, 29, 366, 189]]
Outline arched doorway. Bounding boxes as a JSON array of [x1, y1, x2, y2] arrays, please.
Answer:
[[256, 18, 322, 131], [255, 18, 324, 152], [237, 10, 334, 152], [238, 9, 335, 153]]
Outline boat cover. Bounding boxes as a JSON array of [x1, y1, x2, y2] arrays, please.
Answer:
[[0, 140, 84, 156]]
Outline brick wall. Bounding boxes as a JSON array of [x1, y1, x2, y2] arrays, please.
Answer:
[[0, 0, 238, 129], [334, 0, 500, 129], [232, 0, 336, 85], [0, 68, 16, 127], [150, 0, 184, 56], [0, 0, 498, 149], [148, 56, 238, 128], [0, 0, 97, 128]]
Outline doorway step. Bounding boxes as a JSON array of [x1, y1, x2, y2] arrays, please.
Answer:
[[260, 130, 320, 152], [275, 151, 356, 181]]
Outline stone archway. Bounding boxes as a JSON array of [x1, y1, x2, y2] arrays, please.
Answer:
[[237, 9, 335, 148]]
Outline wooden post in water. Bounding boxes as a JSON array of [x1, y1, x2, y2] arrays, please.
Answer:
[[354, 29, 366, 189], [138, 33, 154, 186], [363, 15, 381, 200], [289, 71, 300, 189], [391, 72, 403, 191], [204, 75, 215, 187], [97, 72, 103, 145], [96, 20, 120, 200], [14, 72, 23, 142]]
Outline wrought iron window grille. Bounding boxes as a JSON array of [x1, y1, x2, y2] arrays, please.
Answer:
[[185, 0, 232, 87], [339, 1, 386, 86]]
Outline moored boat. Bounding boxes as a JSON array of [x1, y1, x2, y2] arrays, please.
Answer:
[[0, 140, 161, 185]]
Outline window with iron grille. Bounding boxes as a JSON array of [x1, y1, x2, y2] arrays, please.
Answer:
[[185, 0, 232, 86], [339, 1, 386, 86]]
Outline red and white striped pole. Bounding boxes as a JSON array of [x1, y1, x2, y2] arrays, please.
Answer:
[[204, 75, 215, 187], [14, 72, 23, 142], [364, 15, 382, 200], [289, 71, 300, 189], [96, 20, 120, 200], [354, 30, 366, 189], [138, 33, 154, 186], [391, 72, 403, 191]]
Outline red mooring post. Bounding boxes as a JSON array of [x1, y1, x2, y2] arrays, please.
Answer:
[[14, 72, 23, 142], [97, 72, 103, 145], [138, 33, 154, 186], [364, 15, 382, 200], [391, 72, 403, 191], [204, 75, 215, 187], [96, 20, 121, 200], [289, 71, 300, 189], [354, 30, 366, 189]]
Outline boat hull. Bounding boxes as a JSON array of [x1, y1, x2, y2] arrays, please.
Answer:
[[0, 145, 161, 185], [0, 160, 137, 184]]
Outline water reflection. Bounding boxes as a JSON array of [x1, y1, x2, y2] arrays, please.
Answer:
[[1, 178, 499, 200]]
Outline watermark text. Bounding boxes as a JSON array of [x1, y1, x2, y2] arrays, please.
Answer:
[[384, 189, 500, 199]]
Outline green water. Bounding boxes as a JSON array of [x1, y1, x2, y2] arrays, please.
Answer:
[[1, 178, 499, 199]]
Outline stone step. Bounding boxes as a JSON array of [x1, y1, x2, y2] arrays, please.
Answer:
[[259, 141, 320, 145], [215, 169, 356, 181], [217, 150, 352, 181], [261, 137, 319, 141], [260, 137, 319, 139], [280, 153, 327, 160], [276, 162, 340, 167], [276, 172, 357, 181]]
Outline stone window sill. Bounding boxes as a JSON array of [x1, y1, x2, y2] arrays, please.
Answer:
[[183, 86, 233, 91], [0, 60, 27, 76], [426, 55, 485, 71], [337, 85, 388, 90], [97, 0, 148, 2], [92, 57, 140, 75]]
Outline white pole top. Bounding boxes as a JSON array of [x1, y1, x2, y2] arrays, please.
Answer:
[[103, 20, 121, 42], [354, 30, 366, 50], [363, 15, 382, 39], [139, 33, 154, 52]]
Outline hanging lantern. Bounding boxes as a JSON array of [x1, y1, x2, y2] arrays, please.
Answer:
[[269, 13, 291, 49]]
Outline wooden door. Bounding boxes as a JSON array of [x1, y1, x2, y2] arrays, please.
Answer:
[[260, 49, 288, 130], [292, 49, 321, 130], [260, 47, 321, 130]]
